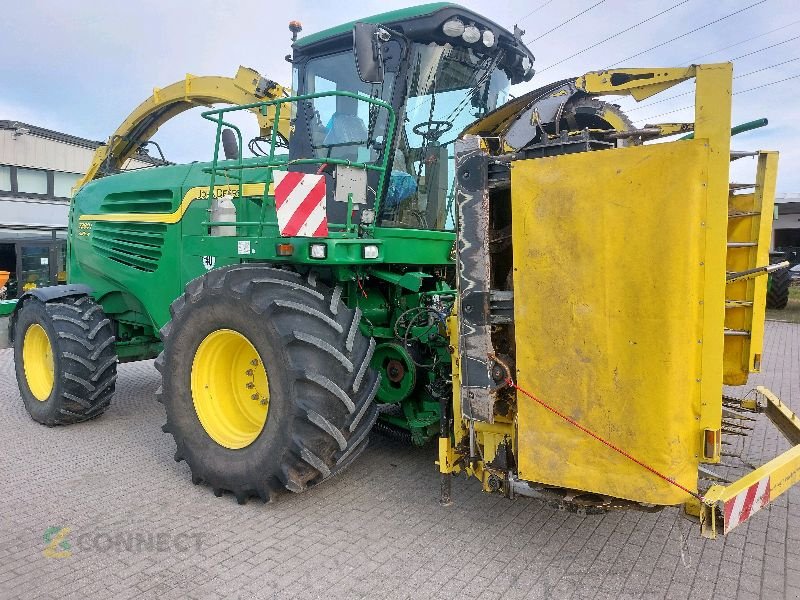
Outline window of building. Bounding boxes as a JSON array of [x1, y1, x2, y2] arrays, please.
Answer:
[[16, 168, 48, 195], [53, 172, 80, 198], [0, 166, 10, 191]]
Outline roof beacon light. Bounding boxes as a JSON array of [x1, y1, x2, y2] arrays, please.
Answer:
[[442, 18, 465, 38], [462, 25, 481, 44], [482, 30, 495, 48]]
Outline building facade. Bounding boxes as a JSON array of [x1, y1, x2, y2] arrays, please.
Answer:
[[0, 120, 160, 298], [773, 193, 800, 249]]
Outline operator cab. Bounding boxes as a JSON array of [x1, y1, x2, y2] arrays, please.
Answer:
[[288, 3, 534, 231]]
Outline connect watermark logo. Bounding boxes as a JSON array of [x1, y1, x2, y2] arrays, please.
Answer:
[[42, 527, 72, 559], [41, 526, 205, 557]]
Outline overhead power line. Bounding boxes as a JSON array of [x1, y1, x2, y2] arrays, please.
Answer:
[[730, 34, 800, 61], [735, 73, 800, 94], [527, 0, 607, 43], [684, 19, 800, 63], [606, 1, 767, 68], [736, 56, 800, 78], [537, 0, 690, 73], [519, 0, 557, 23], [638, 73, 800, 121]]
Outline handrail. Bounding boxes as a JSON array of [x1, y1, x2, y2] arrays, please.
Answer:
[[200, 90, 397, 236]]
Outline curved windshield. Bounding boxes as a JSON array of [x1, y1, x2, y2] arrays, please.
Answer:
[[380, 43, 510, 231]]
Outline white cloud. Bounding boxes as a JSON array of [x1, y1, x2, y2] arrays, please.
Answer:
[[0, 99, 72, 134], [0, 0, 798, 190]]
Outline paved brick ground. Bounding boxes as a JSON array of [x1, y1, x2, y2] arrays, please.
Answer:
[[1, 322, 800, 599]]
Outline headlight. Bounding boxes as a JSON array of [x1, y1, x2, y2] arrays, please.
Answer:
[[462, 25, 481, 44], [309, 243, 327, 259], [442, 18, 465, 37], [360, 208, 375, 225], [362, 245, 379, 259], [482, 30, 495, 48]]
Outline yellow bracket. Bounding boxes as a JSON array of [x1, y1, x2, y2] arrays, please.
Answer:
[[611, 122, 694, 141], [757, 386, 800, 445], [437, 437, 455, 474], [576, 66, 696, 100], [699, 386, 800, 538], [651, 122, 694, 137]]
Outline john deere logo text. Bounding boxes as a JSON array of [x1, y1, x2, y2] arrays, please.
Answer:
[[43, 526, 72, 559]]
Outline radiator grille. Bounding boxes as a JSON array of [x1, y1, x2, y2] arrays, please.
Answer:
[[91, 222, 167, 272]]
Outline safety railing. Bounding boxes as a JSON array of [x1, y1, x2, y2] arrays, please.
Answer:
[[200, 91, 396, 236]]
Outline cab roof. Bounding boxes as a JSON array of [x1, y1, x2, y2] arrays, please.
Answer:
[[292, 3, 535, 84], [294, 3, 458, 48]]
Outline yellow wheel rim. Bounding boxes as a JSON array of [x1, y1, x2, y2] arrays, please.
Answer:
[[23, 323, 55, 401], [191, 329, 270, 449]]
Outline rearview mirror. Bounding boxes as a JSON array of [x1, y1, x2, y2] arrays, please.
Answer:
[[353, 22, 384, 84]]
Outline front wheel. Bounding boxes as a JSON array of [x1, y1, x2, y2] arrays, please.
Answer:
[[13, 295, 117, 425], [157, 265, 380, 503]]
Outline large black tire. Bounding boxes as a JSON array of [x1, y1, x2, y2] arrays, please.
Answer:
[[13, 295, 117, 425], [157, 265, 380, 503], [767, 268, 790, 310]]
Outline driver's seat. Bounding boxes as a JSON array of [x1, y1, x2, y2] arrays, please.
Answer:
[[323, 112, 368, 161]]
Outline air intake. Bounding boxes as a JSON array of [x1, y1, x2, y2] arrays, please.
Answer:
[[91, 222, 166, 272]]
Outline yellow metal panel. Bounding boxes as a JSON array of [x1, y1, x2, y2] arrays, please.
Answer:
[[511, 140, 717, 505], [693, 63, 732, 446]]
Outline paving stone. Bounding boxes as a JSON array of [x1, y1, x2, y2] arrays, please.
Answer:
[[2, 321, 800, 599]]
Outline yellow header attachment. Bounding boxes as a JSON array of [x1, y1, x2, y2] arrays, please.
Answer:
[[450, 63, 797, 538]]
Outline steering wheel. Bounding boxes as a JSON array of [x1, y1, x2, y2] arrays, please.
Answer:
[[412, 119, 454, 143]]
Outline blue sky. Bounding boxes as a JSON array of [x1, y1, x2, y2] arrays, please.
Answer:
[[2, 0, 798, 191]]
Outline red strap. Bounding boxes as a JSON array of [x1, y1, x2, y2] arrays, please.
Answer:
[[506, 378, 708, 505]]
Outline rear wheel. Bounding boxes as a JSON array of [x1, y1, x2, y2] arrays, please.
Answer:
[[157, 265, 380, 503], [767, 267, 790, 310], [13, 295, 117, 425]]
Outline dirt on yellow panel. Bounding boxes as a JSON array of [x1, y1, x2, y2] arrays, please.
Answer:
[[511, 140, 724, 505]]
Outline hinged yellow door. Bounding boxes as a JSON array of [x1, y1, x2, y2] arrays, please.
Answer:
[[511, 140, 725, 505]]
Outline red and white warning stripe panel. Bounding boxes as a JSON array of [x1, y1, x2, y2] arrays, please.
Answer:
[[723, 476, 770, 534], [272, 170, 328, 237]]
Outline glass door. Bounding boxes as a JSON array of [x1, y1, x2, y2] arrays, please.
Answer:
[[17, 243, 53, 294], [53, 241, 67, 284]]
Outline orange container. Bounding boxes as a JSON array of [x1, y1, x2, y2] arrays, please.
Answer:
[[0, 271, 9, 288]]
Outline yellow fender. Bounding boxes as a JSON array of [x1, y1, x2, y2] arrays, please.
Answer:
[[75, 66, 290, 191]]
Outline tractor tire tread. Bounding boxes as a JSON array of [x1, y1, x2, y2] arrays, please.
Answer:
[[14, 295, 116, 426], [158, 265, 379, 502], [767, 267, 791, 310]]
